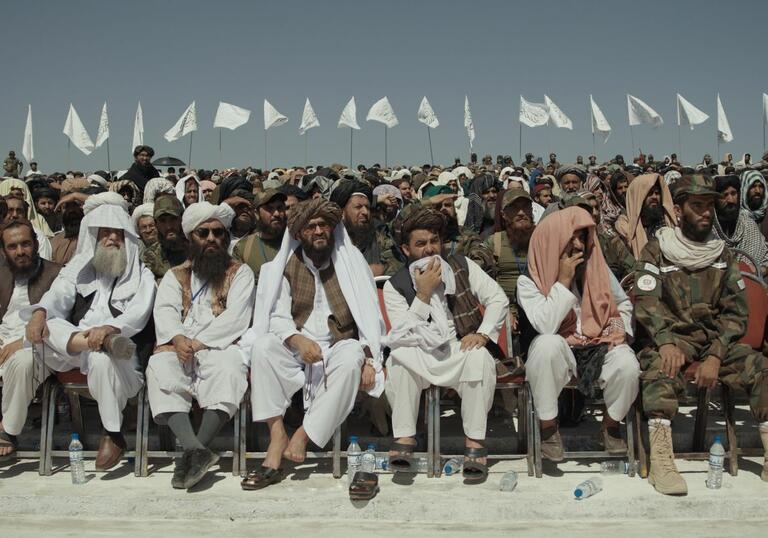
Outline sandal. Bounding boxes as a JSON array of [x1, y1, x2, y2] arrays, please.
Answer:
[[388, 441, 416, 472], [462, 446, 488, 483], [240, 466, 284, 491], [349, 471, 379, 501], [0, 430, 18, 463]]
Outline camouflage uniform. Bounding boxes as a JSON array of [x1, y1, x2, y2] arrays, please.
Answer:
[[444, 228, 495, 277], [599, 228, 635, 282], [634, 239, 768, 421], [3, 156, 21, 178], [141, 241, 173, 282], [232, 232, 282, 287]]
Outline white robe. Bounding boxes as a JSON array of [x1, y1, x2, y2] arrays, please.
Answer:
[[146, 264, 254, 418], [516, 272, 639, 421]]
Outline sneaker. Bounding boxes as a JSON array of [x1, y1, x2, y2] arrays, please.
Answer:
[[171, 452, 190, 489], [183, 448, 220, 490], [648, 422, 687, 495], [540, 427, 564, 462]]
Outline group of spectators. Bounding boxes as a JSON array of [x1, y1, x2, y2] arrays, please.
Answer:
[[0, 144, 767, 497]]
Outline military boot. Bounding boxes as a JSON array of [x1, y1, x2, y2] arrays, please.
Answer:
[[648, 422, 687, 495], [760, 429, 768, 482], [540, 425, 564, 462]]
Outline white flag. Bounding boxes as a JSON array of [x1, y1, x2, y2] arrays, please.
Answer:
[[95, 102, 110, 148], [132, 102, 144, 150], [627, 94, 663, 127], [299, 98, 320, 135], [264, 99, 288, 130], [22, 105, 34, 163], [366, 97, 399, 128], [213, 101, 251, 130], [464, 95, 476, 148], [63, 103, 94, 155], [544, 95, 573, 129], [717, 94, 733, 143], [519, 96, 550, 127], [763, 93, 768, 125], [589, 95, 612, 143], [417, 96, 439, 129], [676, 93, 709, 130], [164, 101, 198, 142], [338, 97, 360, 130]]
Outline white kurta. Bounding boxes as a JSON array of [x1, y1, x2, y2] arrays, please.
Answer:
[[517, 272, 639, 422], [383, 258, 508, 439], [146, 264, 254, 419], [249, 255, 366, 447]]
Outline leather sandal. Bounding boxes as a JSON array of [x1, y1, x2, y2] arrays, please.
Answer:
[[0, 430, 18, 463], [388, 441, 416, 472], [349, 471, 379, 501], [240, 466, 284, 491], [462, 446, 488, 483]]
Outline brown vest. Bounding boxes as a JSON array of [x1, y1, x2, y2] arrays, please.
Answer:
[[0, 259, 62, 322], [171, 260, 243, 321], [283, 250, 357, 344]]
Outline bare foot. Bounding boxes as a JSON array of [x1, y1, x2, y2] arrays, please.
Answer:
[[263, 422, 290, 470], [464, 437, 486, 466], [283, 426, 309, 463], [388, 436, 416, 458], [0, 424, 16, 457]]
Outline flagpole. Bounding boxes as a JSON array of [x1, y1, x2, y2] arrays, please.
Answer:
[[589, 98, 596, 158], [106, 138, 111, 174], [677, 124, 682, 162], [264, 132, 268, 170], [304, 133, 308, 168], [219, 129, 223, 170], [350, 128, 353, 168], [630, 126, 636, 159], [426, 125, 434, 166], [188, 133, 194, 170], [67, 139, 71, 171], [518, 122, 522, 162], [384, 125, 388, 168]]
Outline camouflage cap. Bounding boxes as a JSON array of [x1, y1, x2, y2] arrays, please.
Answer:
[[153, 194, 184, 219], [253, 188, 286, 209], [501, 188, 532, 209], [671, 173, 720, 200]]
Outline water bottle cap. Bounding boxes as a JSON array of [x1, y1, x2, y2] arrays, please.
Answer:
[[714, 435, 722, 444], [71, 433, 79, 440], [349, 436, 358, 443], [366, 444, 376, 450], [574, 488, 583, 498]]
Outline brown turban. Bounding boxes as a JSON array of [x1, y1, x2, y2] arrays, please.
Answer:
[[393, 204, 446, 245], [287, 198, 342, 238]]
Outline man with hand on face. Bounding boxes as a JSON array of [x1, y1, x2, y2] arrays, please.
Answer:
[[383, 206, 507, 482], [146, 202, 254, 490], [233, 190, 287, 286], [239, 198, 384, 491], [615, 173, 676, 258], [141, 195, 189, 282], [24, 195, 156, 470], [634, 174, 768, 494], [0, 220, 62, 460], [712, 174, 768, 273], [517, 207, 639, 464]]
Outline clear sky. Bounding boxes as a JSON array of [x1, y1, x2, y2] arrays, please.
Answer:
[[2, 0, 767, 172]]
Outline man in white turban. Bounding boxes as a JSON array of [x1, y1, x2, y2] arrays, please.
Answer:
[[131, 203, 157, 248], [146, 201, 254, 490], [24, 199, 157, 471]]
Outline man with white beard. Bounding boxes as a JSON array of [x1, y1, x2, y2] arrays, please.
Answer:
[[146, 202, 254, 490], [24, 193, 156, 470]]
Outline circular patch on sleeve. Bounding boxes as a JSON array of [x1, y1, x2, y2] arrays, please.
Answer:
[[636, 274, 657, 292]]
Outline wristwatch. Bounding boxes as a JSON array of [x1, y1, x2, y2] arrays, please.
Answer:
[[364, 357, 375, 367], [477, 332, 490, 343]]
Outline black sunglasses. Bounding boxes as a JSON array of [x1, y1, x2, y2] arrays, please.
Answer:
[[193, 227, 226, 239]]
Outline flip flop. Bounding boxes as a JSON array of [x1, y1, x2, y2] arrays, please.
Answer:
[[462, 446, 488, 483], [388, 441, 416, 472], [240, 466, 284, 491], [349, 471, 379, 501], [0, 430, 18, 463]]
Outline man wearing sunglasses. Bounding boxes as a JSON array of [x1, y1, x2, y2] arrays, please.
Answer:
[[146, 201, 255, 490], [239, 198, 384, 490]]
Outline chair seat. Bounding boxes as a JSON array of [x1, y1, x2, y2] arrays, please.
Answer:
[[56, 370, 87, 385], [497, 373, 525, 385]]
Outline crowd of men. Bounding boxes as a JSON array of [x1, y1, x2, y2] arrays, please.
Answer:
[[1, 145, 768, 496]]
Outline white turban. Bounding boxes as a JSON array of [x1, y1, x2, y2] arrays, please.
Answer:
[[83, 191, 129, 215], [87, 173, 108, 187], [143, 177, 175, 204], [131, 203, 155, 227], [181, 201, 235, 238]]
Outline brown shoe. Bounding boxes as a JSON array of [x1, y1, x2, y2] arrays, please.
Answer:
[[540, 426, 564, 462], [601, 424, 628, 454], [103, 334, 136, 361], [95, 434, 126, 471]]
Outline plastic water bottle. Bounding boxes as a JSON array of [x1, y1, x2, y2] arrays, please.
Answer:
[[574, 476, 603, 499], [375, 456, 389, 471], [346, 436, 362, 484], [416, 457, 428, 473], [442, 457, 463, 476], [69, 433, 86, 485], [500, 471, 518, 492], [600, 460, 631, 474], [361, 444, 376, 473], [706, 436, 725, 489]]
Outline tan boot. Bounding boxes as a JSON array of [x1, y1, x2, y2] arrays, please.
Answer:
[[760, 429, 768, 482], [648, 422, 687, 495], [601, 424, 628, 454], [541, 427, 564, 462]]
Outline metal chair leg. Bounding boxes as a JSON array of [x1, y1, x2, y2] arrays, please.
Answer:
[[43, 382, 59, 476], [332, 426, 342, 479], [524, 383, 535, 477], [693, 387, 711, 452], [635, 403, 649, 479], [38, 378, 53, 476], [140, 388, 150, 477], [69, 391, 84, 437], [427, 385, 439, 478], [133, 387, 145, 477], [722, 384, 739, 476], [232, 400, 241, 477], [530, 389, 542, 478], [625, 402, 636, 478], [239, 396, 247, 477]]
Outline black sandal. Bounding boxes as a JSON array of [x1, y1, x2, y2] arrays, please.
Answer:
[[240, 466, 284, 491], [388, 441, 416, 472], [0, 431, 18, 463], [349, 471, 379, 500], [462, 446, 488, 483]]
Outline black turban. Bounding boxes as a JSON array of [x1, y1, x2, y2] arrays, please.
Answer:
[[329, 180, 373, 208], [714, 175, 741, 193]]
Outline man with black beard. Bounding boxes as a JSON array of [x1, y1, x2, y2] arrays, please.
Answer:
[[712, 175, 768, 274], [32, 186, 60, 233], [233, 190, 286, 286], [147, 202, 254, 490], [222, 190, 255, 252], [49, 192, 85, 265], [141, 195, 189, 282], [463, 174, 501, 238], [0, 220, 62, 460], [615, 173, 676, 259], [331, 180, 399, 277], [25, 197, 156, 470], [122, 145, 161, 192], [739, 170, 768, 241]]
